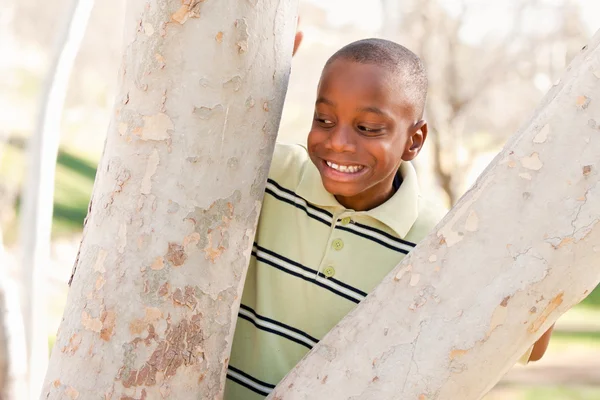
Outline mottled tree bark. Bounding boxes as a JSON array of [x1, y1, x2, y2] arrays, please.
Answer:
[[268, 30, 600, 400], [42, 1, 297, 399]]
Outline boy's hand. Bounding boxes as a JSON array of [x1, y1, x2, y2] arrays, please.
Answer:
[[529, 324, 555, 362], [292, 17, 303, 56]]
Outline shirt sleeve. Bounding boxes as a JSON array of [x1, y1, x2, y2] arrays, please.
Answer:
[[517, 345, 534, 365]]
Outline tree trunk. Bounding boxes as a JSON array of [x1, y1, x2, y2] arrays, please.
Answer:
[[1, 130, 28, 400], [268, 30, 600, 400], [0, 245, 28, 400], [42, 1, 297, 399], [19, 0, 95, 397]]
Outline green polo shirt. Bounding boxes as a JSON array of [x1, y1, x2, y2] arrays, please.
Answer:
[[224, 143, 446, 399]]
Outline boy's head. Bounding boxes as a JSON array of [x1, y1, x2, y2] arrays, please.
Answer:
[[307, 38, 428, 211]]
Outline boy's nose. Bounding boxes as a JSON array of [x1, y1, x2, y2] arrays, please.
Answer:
[[327, 125, 356, 153]]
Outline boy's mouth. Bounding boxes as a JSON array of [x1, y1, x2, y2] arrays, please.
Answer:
[[325, 160, 365, 174]]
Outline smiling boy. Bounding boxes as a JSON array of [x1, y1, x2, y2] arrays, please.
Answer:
[[223, 38, 552, 400]]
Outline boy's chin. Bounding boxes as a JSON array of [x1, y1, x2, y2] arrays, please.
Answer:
[[321, 180, 362, 199]]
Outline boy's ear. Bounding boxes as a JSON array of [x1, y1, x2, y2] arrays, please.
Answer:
[[402, 120, 428, 161]]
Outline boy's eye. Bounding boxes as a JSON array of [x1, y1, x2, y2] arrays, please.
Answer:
[[357, 125, 383, 133], [315, 116, 334, 126]]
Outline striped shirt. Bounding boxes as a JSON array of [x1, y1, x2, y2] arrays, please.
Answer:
[[224, 143, 446, 399]]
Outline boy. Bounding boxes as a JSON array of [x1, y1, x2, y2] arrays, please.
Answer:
[[224, 38, 552, 399]]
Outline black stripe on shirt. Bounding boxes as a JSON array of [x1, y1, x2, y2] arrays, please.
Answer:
[[351, 220, 417, 248], [265, 186, 331, 227], [238, 304, 318, 349], [252, 250, 361, 304], [266, 178, 416, 253], [267, 178, 334, 218], [227, 365, 275, 396], [255, 244, 368, 299], [336, 225, 412, 254]]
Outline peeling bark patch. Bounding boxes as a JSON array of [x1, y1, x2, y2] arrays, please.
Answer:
[[155, 53, 166, 69], [171, 0, 203, 24], [96, 274, 106, 291], [141, 149, 160, 194], [151, 257, 165, 270], [62, 334, 82, 355], [119, 315, 205, 389], [583, 165, 592, 176], [158, 282, 170, 297], [487, 302, 509, 337], [521, 153, 543, 170], [529, 292, 564, 333], [130, 308, 163, 335], [519, 173, 532, 180], [551, 237, 574, 249], [193, 104, 223, 120], [185, 194, 238, 263], [94, 249, 108, 273], [183, 232, 201, 250], [172, 286, 198, 309], [223, 76, 242, 92], [143, 22, 154, 36], [235, 18, 249, 53], [82, 311, 103, 332], [100, 310, 117, 341], [65, 386, 79, 399], [166, 243, 187, 266], [576, 95, 591, 109], [409, 273, 421, 287], [533, 124, 550, 143], [394, 265, 412, 282], [449, 349, 468, 360], [138, 113, 173, 141], [120, 388, 147, 400]]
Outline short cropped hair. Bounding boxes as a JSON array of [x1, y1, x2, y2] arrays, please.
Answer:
[[326, 38, 428, 118]]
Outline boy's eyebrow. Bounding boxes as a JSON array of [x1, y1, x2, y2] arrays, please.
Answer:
[[316, 97, 335, 106], [357, 106, 389, 117]]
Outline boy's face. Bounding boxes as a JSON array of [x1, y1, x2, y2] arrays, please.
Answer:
[[307, 59, 427, 211]]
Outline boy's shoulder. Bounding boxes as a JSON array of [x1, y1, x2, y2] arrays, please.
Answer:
[[268, 142, 310, 186], [413, 195, 448, 236]]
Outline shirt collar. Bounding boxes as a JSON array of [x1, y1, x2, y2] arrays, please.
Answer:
[[297, 159, 420, 238]]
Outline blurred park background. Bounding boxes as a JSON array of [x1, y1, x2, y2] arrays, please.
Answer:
[[1, 0, 599, 399]]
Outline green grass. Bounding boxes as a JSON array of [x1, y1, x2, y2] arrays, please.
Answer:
[[0, 139, 98, 241], [580, 286, 600, 308]]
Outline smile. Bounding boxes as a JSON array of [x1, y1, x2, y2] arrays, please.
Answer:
[[325, 160, 365, 174]]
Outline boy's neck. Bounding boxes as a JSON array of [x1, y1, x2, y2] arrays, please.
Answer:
[[335, 183, 395, 212]]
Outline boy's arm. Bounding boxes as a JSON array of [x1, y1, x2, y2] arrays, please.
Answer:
[[519, 324, 554, 364], [529, 324, 555, 362]]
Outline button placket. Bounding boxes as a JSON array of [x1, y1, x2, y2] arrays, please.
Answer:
[[316, 210, 345, 279]]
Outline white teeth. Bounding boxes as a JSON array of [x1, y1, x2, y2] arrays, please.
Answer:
[[326, 161, 364, 173]]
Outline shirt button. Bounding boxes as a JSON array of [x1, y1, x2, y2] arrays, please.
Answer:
[[323, 266, 336, 278], [340, 217, 352, 225], [332, 239, 344, 251]]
